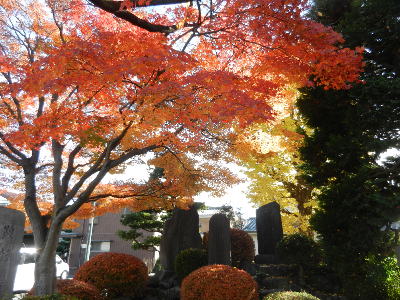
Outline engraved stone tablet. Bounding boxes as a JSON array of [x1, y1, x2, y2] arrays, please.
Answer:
[[0, 207, 25, 300]]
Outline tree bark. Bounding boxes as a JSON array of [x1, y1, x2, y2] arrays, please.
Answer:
[[34, 217, 64, 296]]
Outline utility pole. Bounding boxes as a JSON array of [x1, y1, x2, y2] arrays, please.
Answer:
[[85, 202, 95, 262]]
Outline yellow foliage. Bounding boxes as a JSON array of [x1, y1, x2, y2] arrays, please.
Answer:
[[242, 111, 318, 236]]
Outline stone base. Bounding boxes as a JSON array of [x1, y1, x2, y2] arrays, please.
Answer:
[[149, 286, 180, 300], [242, 261, 260, 276], [255, 254, 280, 265], [148, 270, 176, 289]]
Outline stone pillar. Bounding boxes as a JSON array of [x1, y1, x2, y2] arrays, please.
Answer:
[[0, 207, 25, 300], [208, 214, 231, 266], [255, 202, 283, 264], [157, 205, 202, 288], [394, 245, 400, 269]]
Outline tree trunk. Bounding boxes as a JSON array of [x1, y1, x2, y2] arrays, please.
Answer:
[[299, 265, 306, 287], [34, 251, 57, 296], [33, 218, 64, 296]]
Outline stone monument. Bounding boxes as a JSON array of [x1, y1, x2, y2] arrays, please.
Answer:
[[0, 207, 26, 300], [155, 205, 202, 288], [208, 214, 231, 266], [255, 201, 283, 264], [395, 245, 400, 269]]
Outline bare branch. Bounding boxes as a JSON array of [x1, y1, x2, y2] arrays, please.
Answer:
[[61, 145, 82, 196], [87, 0, 188, 33]]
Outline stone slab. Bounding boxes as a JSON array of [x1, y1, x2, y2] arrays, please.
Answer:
[[208, 214, 231, 266], [256, 202, 283, 255], [160, 206, 202, 271], [255, 254, 280, 265], [0, 207, 25, 300]]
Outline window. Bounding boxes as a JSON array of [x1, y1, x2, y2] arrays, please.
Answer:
[[91, 241, 111, 252]]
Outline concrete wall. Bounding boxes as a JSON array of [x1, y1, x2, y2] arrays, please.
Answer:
[[248, 232, 258, 255], [199, 216, 211, 234]]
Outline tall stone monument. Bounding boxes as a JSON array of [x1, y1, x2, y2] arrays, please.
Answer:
[[255, 201, 283, 264], [155, 205, 202, 288], [208, 214, 231, 266], [395, 245, 400, 269], [0, 207, 25, 300]]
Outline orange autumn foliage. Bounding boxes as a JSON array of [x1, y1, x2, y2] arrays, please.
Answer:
[[74, 253, 148, 299], [181, 264, 259, 300], [0, 0, 363, 295]]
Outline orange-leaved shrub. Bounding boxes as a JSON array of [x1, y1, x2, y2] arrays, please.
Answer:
[[203, 228, 255, 269], [74, 252, 148, 300], [181, 264, 258, 300], [27, 279, 101, 300]]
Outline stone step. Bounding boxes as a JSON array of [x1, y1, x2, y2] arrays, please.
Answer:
[[243, 262, 297, 278], [258, 264, 297, 277], [259, 277, 290, 290]]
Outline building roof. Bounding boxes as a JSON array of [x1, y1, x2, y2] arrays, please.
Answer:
[[0, 191, 19, 199], [198, 207, 222, 216], [0, 196, 9, 207], [243, 217, 256, 232], [0, 191, 20, 206], [60, 232, 83, 238]]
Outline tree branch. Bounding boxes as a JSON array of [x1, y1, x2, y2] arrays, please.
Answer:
[[0, 132, 28, 163], [52, 139, 64, 210], [61, 145, 82, 197], [87, 0, 188, 33]]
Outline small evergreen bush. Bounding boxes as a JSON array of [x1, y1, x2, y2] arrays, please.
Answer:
[[276, 233, 322, 267], [263, 291, 319, 300], [27, 279, 101, 300], [203, 228, 255, 269], [276, 233, 322, 286], [152, 257, 162, 273], [181, 264, 258, 300], [74, 252, 148, 300], [174, 248, 208, 281], [340, 256, 400, 300]]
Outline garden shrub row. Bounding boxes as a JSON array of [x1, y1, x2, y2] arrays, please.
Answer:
[[22, 232, 400, 300]]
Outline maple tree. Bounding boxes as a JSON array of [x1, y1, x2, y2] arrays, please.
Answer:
[[242, 112, 317, 237], [0, 0, 363, 296]]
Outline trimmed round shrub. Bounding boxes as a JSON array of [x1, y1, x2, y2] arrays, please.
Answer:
[[74, 252, 148, 300], [181, 264, 258, 300], [276, 233, 322, 267], [27, 279, 101, 300], [174, 248, 208, 281], [203, 228, 255, 269], [263, 291, 319, 300]]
